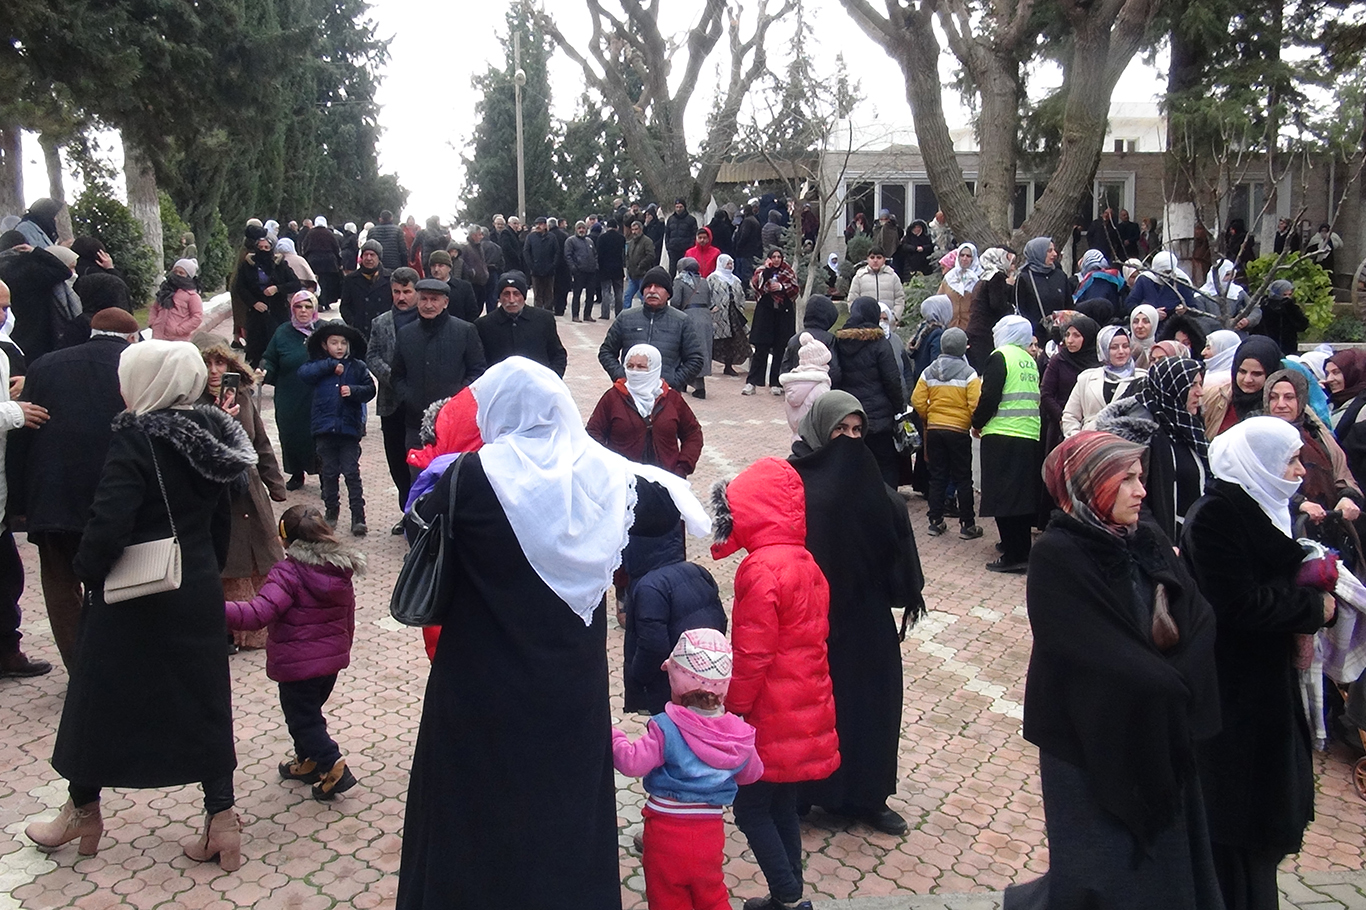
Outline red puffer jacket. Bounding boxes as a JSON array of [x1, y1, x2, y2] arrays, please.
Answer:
[[712, 457, 840, 783], [586, 380, 703, 477], [225, 540, 363, 682]]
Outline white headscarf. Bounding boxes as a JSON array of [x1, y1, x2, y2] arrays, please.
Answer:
[[1148, 250, 1193, 286], [977, 247, 1013, 282], [1200, 259, 1245, 300], [1097, 325, 1135, 379], [1208, 415, 1303, 538], [118, 340, 208, 416], [275, 237, 296, 255], [1203, 330, 1242, 381], [920, 294, 953, 327], [942, 242, 980, 295], [472, 357, 709, 624], [314, 215, 328, 229], [993, 314, 1033, 349], [827, 253, 839, 272], [878, 303, 894, 338], [623, 343, 663, 417]]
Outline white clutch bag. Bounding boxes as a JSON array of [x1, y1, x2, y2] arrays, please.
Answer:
[[103, 438, 183, 604]]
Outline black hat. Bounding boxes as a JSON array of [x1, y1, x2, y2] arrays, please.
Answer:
[[306, 321, 367, 361], [641, 266, 672, 296], [496, 271, 529, 297], [244, 224, 268, 246], [415, 278, 450, 296]]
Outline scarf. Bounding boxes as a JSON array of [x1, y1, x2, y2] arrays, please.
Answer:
[[1208, 415, 1304, 538], [1151, 340, 1190, 361], [919, 295, 952, 328], [119, 340, 208, 415], [1200, 259, 1245, 300], [977, 247, 1013, 283], [1203, 330, 1242, 380], [943, 243, 980, 295], [1059, 315, 1102, 372], [623, 343, 664, 417], [1230, 335, 1284, 419], [797, 390, 865, 453], [993, 314, 1033, 349], [289, 290, 319, 337], [1043, 430, 1148, 536], [1330, 349, 1366, 406], [1140, 357, 1210, 465], [1146, 251, 1193, 287], [473, 357, 710, 624], [1128, 303, 1159, 363], [1097, 325, 1135, 380], [1023, 237, 1053, 275]]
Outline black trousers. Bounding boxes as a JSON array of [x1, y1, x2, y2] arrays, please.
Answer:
[[279, 674, 342, 768], [733, 781, 804, 903], [746, 344, 783, 388], [381, 412, 411, 511], [571, 270, 597, 319], [315, 433, 364, 519], [0, 529, 25, 653], [316, 271, 342, 309], [71, 776, 234, 814], [926, 430, 975, 524], [996, 514, 1034, 564], [531, 275, 555, 310]]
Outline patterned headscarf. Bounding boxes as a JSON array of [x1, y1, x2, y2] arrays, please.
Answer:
[[1139, 357, 1210, 466], [1043, 431, 1148, 535], [977, 247, 1013, 282]]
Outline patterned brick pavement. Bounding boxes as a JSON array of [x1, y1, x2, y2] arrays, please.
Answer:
[[1, 308, 1364, 909]]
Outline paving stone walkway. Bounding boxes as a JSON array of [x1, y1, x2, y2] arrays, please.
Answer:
[[1, 307, 1363, 908]]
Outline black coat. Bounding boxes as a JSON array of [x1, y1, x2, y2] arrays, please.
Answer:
[[475, 305, 567, 376], [1014, 267, 1071, 330], [446, 276, 481, 324], [0, 246, 78, 359], [391, 314, 488, 427], [643, 216, 666, 255], [833, 328, 905, 433], [780, 297, 842, 387], [10, 335, 129, 531], [52, 406, 254, 788], [396, 458, 680, 910], [664, 211, 698, 258], [300, 226, 342, 274], [367, 222, 408, 271], [523, 230, 559, 278], [340, 267, 392, 338], [497, 226, 524, 272], [966, 273, 1016, 374], [595, 227, 626, 280], [733, 215, 763, 259], [1256, 297, 1310, 357], [598, 304, 705, 389], [1180, 479, 1327, 854]]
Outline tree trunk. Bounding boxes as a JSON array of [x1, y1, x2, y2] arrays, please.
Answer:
[[38, 132, 74, 243], [974, 60, 1023, 236], [123, 135, 163, 268], [0, 122, 23, 221]]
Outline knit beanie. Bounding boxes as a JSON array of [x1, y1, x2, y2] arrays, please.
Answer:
[[797, 331, 831, 372], [496, 270, 529, 296], [428, 249, 452, 268], [941, 327, 968, 357], [361, 239, 383, 256], [173, 258, 199, 279], [642, 266, 672, 297], [664, 628, 732, 699]]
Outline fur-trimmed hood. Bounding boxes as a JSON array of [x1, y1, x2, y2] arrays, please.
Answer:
[[710, 457, 807, 559], [286, 538, 367, 575], [835, 327, 888, 342], [419, 396, 453, 447], [111, 404, 257, 483], [1093, 395, 1157, 446]]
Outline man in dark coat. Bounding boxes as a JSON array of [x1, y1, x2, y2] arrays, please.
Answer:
[[367, 210, 408, 271], [664, 199, 698, 277], [598, 266, 704, 390], [427, 250, 480, 323], [1255, 279, 1309, 356], [564, 221, 599, 323], [1086, 208, 1117, 261], [340, 241, 393, 338], [595, 219, 626, 319], [494, 215, 522, 273], [9, 307, 138, 671], [300, 217, 343, 310], [733, 204, 764, 287], [549, 218, 572, 316], [366, 271, 421, 531], [475, 272, 567, 376], [523, 217, 560, 310], [391, 278, 488, 457], [0, 239, 79, 360]]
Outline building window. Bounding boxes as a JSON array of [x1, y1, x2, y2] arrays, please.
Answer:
[[913, 184, 939, 223], [846, 181, 874, 230], [1227, 182, 1266, 233], [1013, 184, 1029, 229], [878, 183, 906, 224], [1094, 180, 1128, 219]]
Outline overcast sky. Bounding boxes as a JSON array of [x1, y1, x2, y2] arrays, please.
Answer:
[[22, 1, 1164, 219]]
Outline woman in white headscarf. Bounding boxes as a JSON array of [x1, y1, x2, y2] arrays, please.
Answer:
[[397, 357, 709, 910], [1180, 415, 1336, 910], [587, 343, 703, 477], [936, 241, 981, 329], [1128, 250, 1196, 318], [1128, 303, 1160, 369], [973, 315, 1043, 572], [1062, 325, 1146, 436], [27, 341, 257, 871], [1199, 258, 1260, 331], [709, 253, 751, 376]]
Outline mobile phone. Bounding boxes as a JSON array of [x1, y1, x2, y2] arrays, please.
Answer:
[[219, 372, 240, 411]]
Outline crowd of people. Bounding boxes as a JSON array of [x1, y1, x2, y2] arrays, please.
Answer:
[[0, 188, 1360, 910]]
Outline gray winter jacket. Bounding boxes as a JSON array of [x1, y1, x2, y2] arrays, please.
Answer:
[[565, 234, 599, 273]]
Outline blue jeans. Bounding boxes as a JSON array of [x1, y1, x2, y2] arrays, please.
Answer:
[[624, 277, 643, 309]]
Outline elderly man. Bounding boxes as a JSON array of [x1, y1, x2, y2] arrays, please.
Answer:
[[598, 266, 704, 389], [494, 214, 523, 273], [427, 249, 480, 323], [475, 271, 567, 376], [462, 224, 504, 316], [367, 268, 423, 531], [565, 220, 599, 323], [391, 278, 487, 461], [10, 307, 138, 669], [340, 239, 392, 337]]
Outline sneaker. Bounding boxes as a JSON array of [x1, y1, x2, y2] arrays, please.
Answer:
[[959, 524, 984, 540], [351, 521, 368, 537], [278, 755, 322, 784], [771, 386, 784, 396], [741, 384, 756, 396], [985, 557, 1028, 574], [927, 521, 947, 536], [311, 759, 358, 802]]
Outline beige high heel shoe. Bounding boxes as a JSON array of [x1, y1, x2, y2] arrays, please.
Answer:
[[25, 799, 103, 855], [182, 808, 242, 871]]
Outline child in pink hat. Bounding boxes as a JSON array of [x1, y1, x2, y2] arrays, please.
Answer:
[[612, 628, 764, 910]]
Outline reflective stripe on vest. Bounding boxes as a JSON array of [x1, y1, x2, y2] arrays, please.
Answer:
[[983, 345, 1041, 440]]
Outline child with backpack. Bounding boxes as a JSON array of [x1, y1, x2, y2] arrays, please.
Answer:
[[613, 628, 764, 910], [710, 458, 840, 910], [297, 323, 375, 536], [224, 505, 366, 801]]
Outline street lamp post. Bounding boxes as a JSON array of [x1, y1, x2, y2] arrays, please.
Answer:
[[514, 27, 526, 226]]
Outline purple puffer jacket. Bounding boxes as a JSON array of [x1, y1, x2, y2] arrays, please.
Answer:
[[225, 540, 365, 682]]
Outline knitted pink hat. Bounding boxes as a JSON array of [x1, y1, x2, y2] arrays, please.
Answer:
[[663, 628, 732, 698]]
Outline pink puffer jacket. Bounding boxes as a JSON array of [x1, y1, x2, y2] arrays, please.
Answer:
[[225, 540, 364, 682]]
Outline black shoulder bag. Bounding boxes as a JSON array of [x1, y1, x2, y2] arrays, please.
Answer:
[[390, 455, 466, 626]]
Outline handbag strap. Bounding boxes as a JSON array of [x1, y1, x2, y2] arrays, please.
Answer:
[[144, 434, 178, 540], [445, 453, 466, 528]]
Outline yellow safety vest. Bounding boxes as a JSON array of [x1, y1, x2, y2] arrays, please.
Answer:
[[982, 345, 1040, 440]]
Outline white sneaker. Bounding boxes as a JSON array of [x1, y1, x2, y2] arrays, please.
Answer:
[[771, 386, 784, 396], [741, 383, 755, 395]]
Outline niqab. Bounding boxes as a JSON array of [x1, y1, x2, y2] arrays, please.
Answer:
[[623, 343, 664, 417], [797, 390, 865, 454]]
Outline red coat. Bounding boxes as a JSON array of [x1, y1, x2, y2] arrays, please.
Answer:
[[712, 457, 839, 783], [585, 380, 703, 477], [684, 227, 721, 277]]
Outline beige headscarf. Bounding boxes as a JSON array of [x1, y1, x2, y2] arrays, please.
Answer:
[[119, 340, 208, 415]]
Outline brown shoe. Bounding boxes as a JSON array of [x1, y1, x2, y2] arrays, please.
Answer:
[[0, 649, 52, 677], [182, 808, 242, 871], [25, 798, 102, 855]]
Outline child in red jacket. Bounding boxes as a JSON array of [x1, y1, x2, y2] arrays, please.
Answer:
[[225, 505, 365, 802], [711, 458, 840, 910], [612, 628, 764, 910]]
